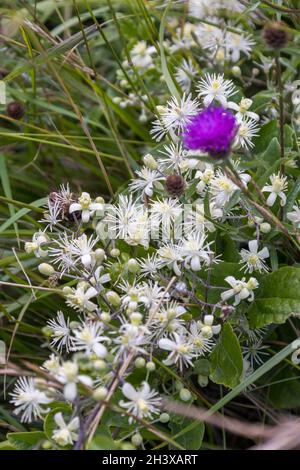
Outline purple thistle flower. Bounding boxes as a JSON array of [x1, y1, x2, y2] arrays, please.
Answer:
[[183, 106, 238, 158]]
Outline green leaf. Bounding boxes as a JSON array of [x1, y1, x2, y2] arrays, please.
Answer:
[[0, 440, 16, 450], [0, 154, 19, 242], [7, 431, 45, 450], [251, 90, 275, 114], [248, 267, 300, 328], [268, 368, 300, 409], [87, 434, 117, 450], [169, 416, 204, 450], [259, 137, 280, 171], [193, 358, 210, 376], [159, 1, 180, 101], [284, 124, 295, 149], [253, 120, 278, 154], [284, 176, 300, 219], [209, 323, 243, 389]]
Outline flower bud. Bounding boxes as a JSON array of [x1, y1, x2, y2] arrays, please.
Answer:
[[42, 326, 53, 337], [93, 386, 108, 401], [100, 312, 111, 323], [112, 96, 122, 104], [198, 374, 209, 387], [62, 286, 73, 296], [95, 196, 105, 204], [94, 359, 107, 371], [130, 312, 143, 325], [143, 153, 158, 170], [146, 361, 156, 372], [131, 433, 143, 447], [215, 48, 225, 63], [260, 222, 271, 234], [134, 357, 146, 369], [175, 380, 183, 391], [127, 258, 140, 274], [231, 65, 241, 77], [42, 440, 53, 450], [95, 248, 106, 263], [106, 291, 121, 307], [159, 413, 170, 423], [38, 263, 55, 276], [110, 248, 120, 258], [179, 388, 192, 402]]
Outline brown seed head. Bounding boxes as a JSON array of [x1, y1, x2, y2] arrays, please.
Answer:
[[262, 21, 290, 49], [6, 101, 25, 120], [165, 174, 186, 197]]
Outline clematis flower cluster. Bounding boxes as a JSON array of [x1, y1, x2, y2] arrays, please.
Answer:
[[9, 2, 293, 450]]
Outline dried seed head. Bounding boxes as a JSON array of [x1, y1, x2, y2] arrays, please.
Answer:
[[48, 184, 76, 220], [6, 101, 25, 120], [0, 68, 8, 79], [165, 174, 186, 197], [262, 22, 290, 50]]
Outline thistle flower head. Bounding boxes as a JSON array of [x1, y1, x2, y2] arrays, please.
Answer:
[[183, 106, 238, 158]]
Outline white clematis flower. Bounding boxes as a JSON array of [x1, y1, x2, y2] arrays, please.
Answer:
[[52, 413, 79, 447], [262, 173, 288, 207]]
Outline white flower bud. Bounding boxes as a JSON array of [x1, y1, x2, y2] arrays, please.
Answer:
[[231, 65, 241, 77], [127, 258, 140, 274], [95, 248, 106, 263], [175, 381, 183, 391], [95, 196, 105, 204], [94, 360, 107, 371], [38, 263, 55, 276], [131, 433, 143, 447], [130, 312, 143, 325], [260, 222, 271, 233], [159, 413, 170, 423], [216, 48, 225, 63], [134, 357, 146, 368], [179, 388, 192, 402], [146, 361, 156, 372], [143, 153, 158, 170], [93, 386, 108, 401], [112, 96, 122, 104], [106, 291, 121, 307], [100, 312, 111, 323], [198, 375, 209, 387], [62, 286, 73, 296], [110, 248, 120, 258]]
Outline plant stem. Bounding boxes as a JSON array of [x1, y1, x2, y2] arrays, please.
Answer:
[[275, 53, 285, 177]]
